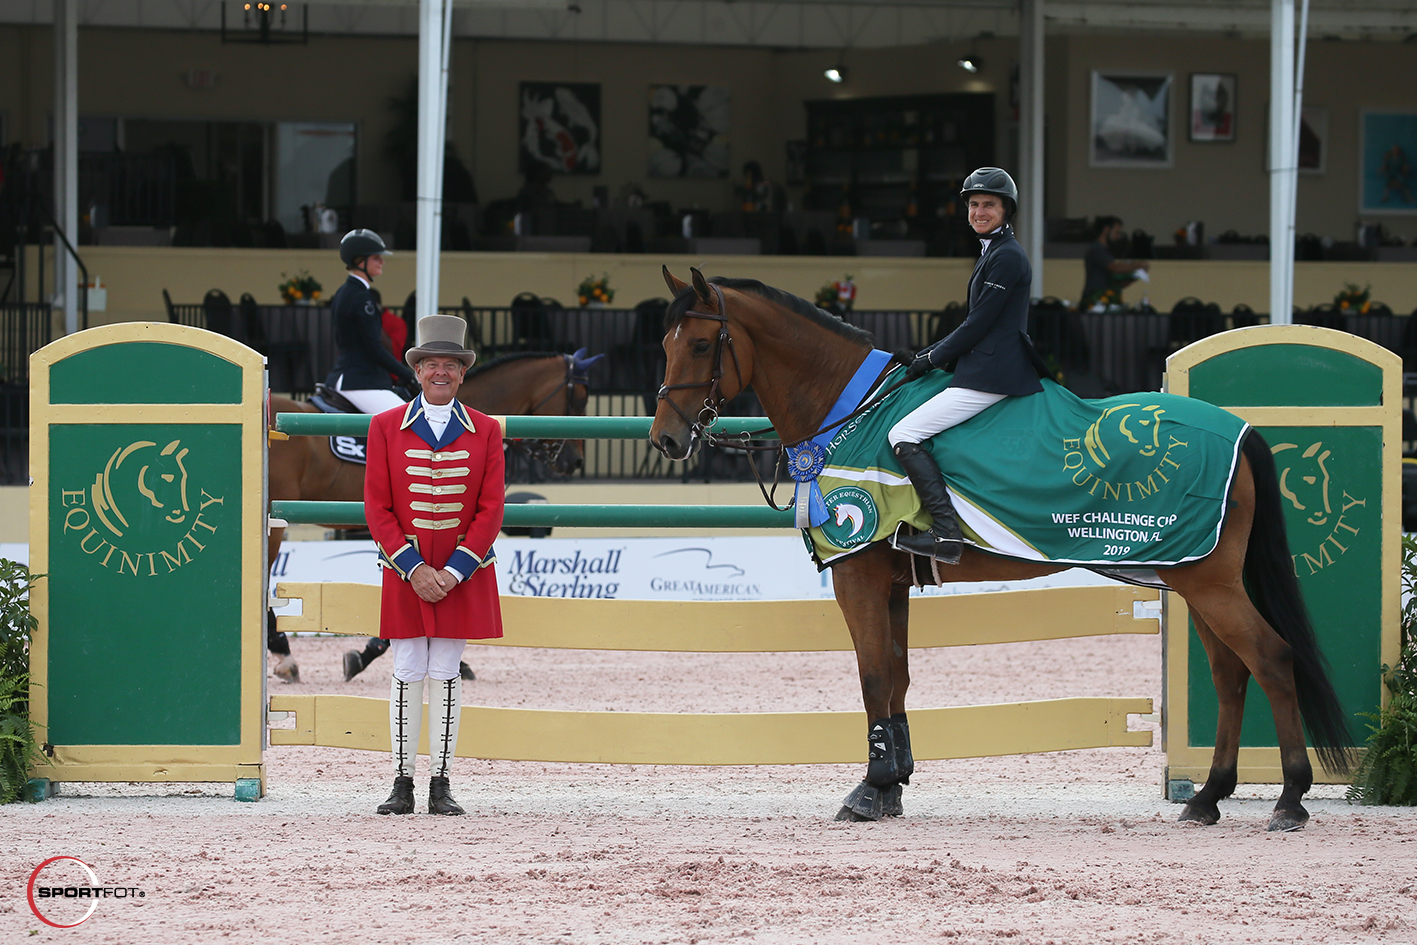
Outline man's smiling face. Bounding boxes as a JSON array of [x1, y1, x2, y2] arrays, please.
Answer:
[[415, 356, 467, 405]]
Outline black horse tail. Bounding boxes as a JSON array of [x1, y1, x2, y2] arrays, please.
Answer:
[[1241, 428, 1355, 775]]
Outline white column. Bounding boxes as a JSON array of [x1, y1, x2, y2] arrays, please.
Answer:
[[53, 0, 79, 334], [415, 0, 454, 325], [1017, 0, 1045, 299], [1269, 0, 1295, 325]]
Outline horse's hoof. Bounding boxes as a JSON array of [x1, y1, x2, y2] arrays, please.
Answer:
[[839, 780, 885, 821], [835, 806, 873, 822], [343, 651, 364, 682], [1177, 801, 1220, 825], [273, 656, 300, 683], [1268, 807, 1309, 832], [459, 661, 476, 681], [882, 783, 904, 818]]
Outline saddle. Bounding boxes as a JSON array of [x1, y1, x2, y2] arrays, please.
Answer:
[[311, 384, 370, 464]]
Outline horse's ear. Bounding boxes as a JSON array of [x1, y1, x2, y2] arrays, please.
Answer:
[[662, 265, 688, 296], [689, 267, 713, 307]]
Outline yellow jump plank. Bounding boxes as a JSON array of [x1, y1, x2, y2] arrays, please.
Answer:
[[274, 582, 1159, 651], [268, 695, 1153, 764]]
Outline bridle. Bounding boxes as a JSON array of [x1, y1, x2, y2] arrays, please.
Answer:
[[509, 353, 591, 472], [655, 284, 745, 445], [654, 282, 915, 513]]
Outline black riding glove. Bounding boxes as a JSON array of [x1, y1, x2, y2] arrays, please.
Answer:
[[903, 353, 935, 382]]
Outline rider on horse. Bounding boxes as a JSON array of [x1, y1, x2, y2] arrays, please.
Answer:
[[327, 229, 417, 412], [891, 167, 1051, 564]]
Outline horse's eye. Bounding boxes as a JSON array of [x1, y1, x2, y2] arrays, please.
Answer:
[[691, 340, 712, 355]]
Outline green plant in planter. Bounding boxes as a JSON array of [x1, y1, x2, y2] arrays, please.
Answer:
[[1345, 535, 1417, 806], [0, 559, 42, 804]]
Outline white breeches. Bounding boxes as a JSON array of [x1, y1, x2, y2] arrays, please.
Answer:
[[887, 387, 1008, 447], [390, 637, 466, 682], [333, 377, 406, 414]]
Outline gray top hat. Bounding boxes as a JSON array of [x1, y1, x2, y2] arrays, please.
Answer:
[[404, 314, 477, 369]]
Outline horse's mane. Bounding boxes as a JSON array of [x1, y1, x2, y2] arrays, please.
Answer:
[[465, 350, 562, 379], [664, 277, 875, 348]]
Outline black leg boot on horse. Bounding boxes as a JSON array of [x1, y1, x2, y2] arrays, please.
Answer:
[[837, 717, 905, 821], [891, 442, 964, 565]]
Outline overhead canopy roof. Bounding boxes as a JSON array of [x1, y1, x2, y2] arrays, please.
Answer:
[[1, 0, 1414, 48]]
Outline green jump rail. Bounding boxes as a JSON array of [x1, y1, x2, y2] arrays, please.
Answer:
[[272, 413, 791, 528], [274, 413, 778, 439], [271, 500, 797, 528]]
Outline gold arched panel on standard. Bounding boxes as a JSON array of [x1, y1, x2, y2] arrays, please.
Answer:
[[1164, 325, 1401, 785], [29, 323, 268, 795]]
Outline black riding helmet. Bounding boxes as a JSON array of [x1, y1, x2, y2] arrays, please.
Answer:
[[960, 167, 1018, 218], [339, 228, 390, 270]]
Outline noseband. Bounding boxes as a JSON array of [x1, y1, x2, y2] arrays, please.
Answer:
[[656, 284, 744, 444]]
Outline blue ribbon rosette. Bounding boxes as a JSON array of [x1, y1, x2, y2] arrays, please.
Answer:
[[787, 441, 828, 528]]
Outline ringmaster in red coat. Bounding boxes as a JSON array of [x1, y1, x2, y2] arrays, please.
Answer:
[[365, 313, 504, 816]]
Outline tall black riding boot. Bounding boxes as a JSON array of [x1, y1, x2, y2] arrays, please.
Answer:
[[891, 442, 965, 565]]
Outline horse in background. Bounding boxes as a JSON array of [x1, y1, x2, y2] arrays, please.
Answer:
[[266, 349, 604, 680]]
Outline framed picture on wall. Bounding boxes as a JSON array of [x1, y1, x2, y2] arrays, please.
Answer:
[[648, 85, 730, 178], [520, 82, 601, 175], [1189, 73, 1236, 142], [1090, 72, 1173, 167], [1360, 110, 1417, 214]]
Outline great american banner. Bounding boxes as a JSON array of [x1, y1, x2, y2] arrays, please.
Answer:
[[802, 364, 1249, 569]]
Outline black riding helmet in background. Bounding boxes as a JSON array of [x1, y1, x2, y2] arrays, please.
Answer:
[[339, 228, 390, 275], [960, 167, 1018, 218]]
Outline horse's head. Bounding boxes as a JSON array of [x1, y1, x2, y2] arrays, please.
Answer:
[[1273, 441, 1334, 528], [525, 349, 604, 477], [650, 266, 753, 460]]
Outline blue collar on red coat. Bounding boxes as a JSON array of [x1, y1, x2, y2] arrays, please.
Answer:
[[399, 395, 476, 449]]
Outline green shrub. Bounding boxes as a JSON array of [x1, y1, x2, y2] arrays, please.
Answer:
[[1346, 535, 1417, 806], [0, 559, 42, 804]]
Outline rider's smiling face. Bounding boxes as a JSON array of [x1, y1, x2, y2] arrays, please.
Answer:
[[968, 194, 1006, 234]]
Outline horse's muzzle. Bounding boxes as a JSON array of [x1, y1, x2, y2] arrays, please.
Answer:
[[652, 430, 698, 461]]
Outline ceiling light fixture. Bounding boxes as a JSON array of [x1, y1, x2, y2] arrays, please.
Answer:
[[824, 65, 847, 83], [957, 55, 980, 73]]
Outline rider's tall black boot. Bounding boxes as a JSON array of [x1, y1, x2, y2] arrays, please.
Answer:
[[891, 442, 965, 565]]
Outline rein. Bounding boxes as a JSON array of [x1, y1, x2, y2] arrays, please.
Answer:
[[657, 284, 912, 513]]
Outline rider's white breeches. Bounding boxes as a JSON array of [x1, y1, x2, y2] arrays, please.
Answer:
[[333, 377, 406, 414], [887, 386, 1008, 447]]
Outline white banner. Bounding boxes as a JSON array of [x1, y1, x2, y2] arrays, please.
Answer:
[[0, 539, 1113, 606]]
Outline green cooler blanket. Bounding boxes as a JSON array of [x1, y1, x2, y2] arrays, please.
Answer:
[[806, 368, 1249, 568]]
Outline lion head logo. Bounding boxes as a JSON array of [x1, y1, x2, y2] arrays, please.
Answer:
[[91, 439, 192, 538], [1272, 441, 1332, 528], [1084, 404, 1167, 469]]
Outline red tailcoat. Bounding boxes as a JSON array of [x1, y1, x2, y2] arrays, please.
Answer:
[[364, 397, 505, 640]]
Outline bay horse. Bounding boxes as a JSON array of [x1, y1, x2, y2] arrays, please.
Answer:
[[266, 350, 601, 678], [649, 267, 1353, 831]]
